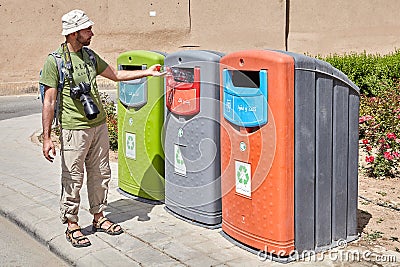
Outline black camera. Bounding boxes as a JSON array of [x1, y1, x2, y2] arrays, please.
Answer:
[[70, 82, 100, 120]]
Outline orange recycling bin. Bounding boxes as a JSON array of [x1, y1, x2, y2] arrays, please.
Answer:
[[220, 49, 360, 262], [221, 50, 295, 254]]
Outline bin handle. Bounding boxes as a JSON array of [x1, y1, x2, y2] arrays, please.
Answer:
[[174, 82, 195, 90], [121, 77, 146, 85]]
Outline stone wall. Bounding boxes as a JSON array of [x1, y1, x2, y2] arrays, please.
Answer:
[[1, 0, 399, 91]]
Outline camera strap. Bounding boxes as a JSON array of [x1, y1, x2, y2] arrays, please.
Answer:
[[61, 42, 76, 88], [61, 42, 92, 87]]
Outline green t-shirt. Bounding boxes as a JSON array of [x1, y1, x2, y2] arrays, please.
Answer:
[[39, 47, 109, 129]]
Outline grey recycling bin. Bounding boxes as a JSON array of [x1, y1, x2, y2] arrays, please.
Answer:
[[164, 50, 224, 227], [283, 50, 359, 254]]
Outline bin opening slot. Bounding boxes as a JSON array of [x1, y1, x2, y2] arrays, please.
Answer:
[[120, 65, 146, 71], [230, 70, 260, 88], [171, 67, 194, 83]]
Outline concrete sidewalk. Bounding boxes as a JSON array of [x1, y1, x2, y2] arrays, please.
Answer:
[[0, 114, 398, 267]]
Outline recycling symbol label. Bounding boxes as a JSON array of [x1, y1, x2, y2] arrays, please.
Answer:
[[174, 144, 186, 176], [176, 149, 184, 165], [235, 161, 251, 197], [127, 136, 134, 150], [237, 165, 250, 185], [125, 132, 136, 159]]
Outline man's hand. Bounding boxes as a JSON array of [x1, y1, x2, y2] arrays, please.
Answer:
[[43, 138, 56, 162], [147, 64, 167, 77]]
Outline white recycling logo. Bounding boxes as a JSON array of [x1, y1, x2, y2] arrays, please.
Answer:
[[127, 135, 135, 150]]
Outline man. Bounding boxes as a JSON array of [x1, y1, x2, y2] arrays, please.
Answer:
[[40, 9, 164, 248]]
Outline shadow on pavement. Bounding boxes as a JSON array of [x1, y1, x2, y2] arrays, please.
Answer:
[[106, 198, 161, 223]]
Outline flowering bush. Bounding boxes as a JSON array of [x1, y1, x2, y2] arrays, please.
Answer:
[[100, 92, 118, 151], [359, 85, 400, 177], [322, 51, 400, 178]]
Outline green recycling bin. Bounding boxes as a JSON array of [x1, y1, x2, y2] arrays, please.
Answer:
[[117, 50, 166, 200]]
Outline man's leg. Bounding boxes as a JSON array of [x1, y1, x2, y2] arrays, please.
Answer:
[[85, 123, 111, 215], [85, 123, 121, 233], [60, 128, 91, 245]]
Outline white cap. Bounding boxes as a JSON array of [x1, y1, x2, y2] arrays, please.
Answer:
[[61, 9, 94, 36]]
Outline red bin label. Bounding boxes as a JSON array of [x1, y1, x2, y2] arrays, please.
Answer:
[[166, 67, 200, 116]]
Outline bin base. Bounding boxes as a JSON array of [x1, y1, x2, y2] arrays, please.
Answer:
[[164, 206, 221, 229], [118, 179, 164, 201], [220, 231, 295, 263], [221, 231, 360, 263], [117, 188, 164, 205]]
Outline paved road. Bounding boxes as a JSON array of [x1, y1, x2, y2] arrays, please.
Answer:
[[0, 91, 116, 121], [0, 94, 42, 121], [0, 215, 69, 266]]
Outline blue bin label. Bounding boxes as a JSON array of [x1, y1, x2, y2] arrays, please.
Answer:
[[224, 94, 266, 127], [119, 80, 147, 108], [118, 64, 148, 108], [223, 69, 268, 127]]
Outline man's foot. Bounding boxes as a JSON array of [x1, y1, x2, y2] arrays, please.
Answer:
[[65, 226, 91, 248], [92, 216, 123, 235]]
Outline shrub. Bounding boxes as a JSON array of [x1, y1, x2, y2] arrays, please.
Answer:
[[100, 92, 118, 151], [322, 50, 400, 96]]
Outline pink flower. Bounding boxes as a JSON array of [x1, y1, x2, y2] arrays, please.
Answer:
[[387, 133, 397, 139], [359, 115, 374, 123], [383, 143, 391, 149], [384, 152, 394, 160], [362, 139, 369, 144], [365, 156, 375, 163], [393, 152, 400, 158], [366, 145, 372, 151], [370, 97, 377, 102]]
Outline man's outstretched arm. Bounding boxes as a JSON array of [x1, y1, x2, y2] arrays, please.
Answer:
[[100, 64, 165, 82]]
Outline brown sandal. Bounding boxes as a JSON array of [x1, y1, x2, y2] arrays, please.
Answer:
[[65, 226, 91, 248], [92, 217, 123, 235]]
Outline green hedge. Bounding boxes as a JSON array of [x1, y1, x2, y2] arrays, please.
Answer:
[[320, 50, 400, 96]]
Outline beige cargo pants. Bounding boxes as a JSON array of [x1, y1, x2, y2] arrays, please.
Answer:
[[59, 123, 111, 224]]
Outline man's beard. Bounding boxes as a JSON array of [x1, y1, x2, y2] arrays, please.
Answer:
[[77, 33, 91, 46]]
